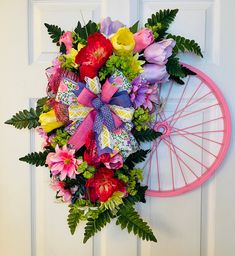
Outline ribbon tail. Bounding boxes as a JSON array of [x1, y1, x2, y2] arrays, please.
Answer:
[[68, 111, 95, 150]]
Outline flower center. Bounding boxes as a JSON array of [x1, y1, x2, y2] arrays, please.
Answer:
[[64, 158, 71, 165], [93, 47, 105, 59]]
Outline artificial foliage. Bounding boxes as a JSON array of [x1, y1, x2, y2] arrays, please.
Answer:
[[19, 151, 48, 167], [6, 9, 202, 243]]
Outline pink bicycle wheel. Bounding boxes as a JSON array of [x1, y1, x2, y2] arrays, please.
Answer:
[[144, 64, 231, 197]]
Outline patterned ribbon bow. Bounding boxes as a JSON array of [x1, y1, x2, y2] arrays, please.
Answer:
[[56, 72, 134, 154]]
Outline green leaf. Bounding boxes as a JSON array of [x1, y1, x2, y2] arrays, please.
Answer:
[[181, 65, 197, 76], [169, 75, 185, 85], [67, 203, 81, 235], [19, 151, 48, 167], [74, 20, 98, 40], [5, 108, 39, 129], [129, 21, 139, 33], [167, 34, 203, 57], [145, 9, 178, 38], [83, 210, 112, 243], [166, 57, 186, 78], [36, 97, 49, 115], [44, 23, 64, 46], [146, 9, 178, 27], [133, 129, 161, 142], [116, 205, 157, 242], [124, 185, 148, 205], [167, 58, 197, 85], [124, 150, 150, 169], [100, 192, 124, 214]]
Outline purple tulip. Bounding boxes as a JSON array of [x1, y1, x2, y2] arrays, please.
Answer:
[[100, 17, 124, 36], [141, 64, 169, 84], [144, 39, 176, 65]]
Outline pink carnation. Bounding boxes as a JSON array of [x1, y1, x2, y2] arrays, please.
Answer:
[[46, 145, 82, 180]]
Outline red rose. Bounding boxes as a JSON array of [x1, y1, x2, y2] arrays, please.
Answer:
[[75, 32, 113, 81], [86, 168, 126, 202]]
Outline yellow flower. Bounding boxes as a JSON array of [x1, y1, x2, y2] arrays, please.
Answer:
[[130, 53, 145, 75], [110, 28, 135, 56], [77, 43, 85, 52], [39, 110, 64, 133]]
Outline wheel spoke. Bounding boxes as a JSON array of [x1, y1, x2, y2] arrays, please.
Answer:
[[170, 103, 219, 125], [168, 137, 187, 186], [172, 130, 218, 158], [165, 80, 203, 123], [163, 139, 199, 178], [168, 76, 190, 125], [170, 127, 223, 145], [164, 138, 208, 169], [172, 116, 223, 133], [168, 138, 175, 190]]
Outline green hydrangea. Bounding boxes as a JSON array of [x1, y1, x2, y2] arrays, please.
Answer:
[[51, 129, 71, 147], [99, 54, 144, 81], [77, 161, 96, 179], [133, 107, 153, 131], [126, 169, 144, 196]]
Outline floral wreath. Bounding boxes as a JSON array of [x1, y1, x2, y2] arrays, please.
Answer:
[[6, 9, 202, 243]]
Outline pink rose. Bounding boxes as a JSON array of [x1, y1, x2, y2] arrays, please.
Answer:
[[134, 28, 154, 53], [59, 31, 73, 54]]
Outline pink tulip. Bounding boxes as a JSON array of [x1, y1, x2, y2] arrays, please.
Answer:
[[59, 31, 73, 54], [144, 39, 176, 65], [134, 28, 154, 53]]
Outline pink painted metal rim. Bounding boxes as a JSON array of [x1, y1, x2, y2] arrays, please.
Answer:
[[146, 63, 232, 197]]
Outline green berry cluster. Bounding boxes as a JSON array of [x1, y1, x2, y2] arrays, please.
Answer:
[[133, 107, 153, 131]]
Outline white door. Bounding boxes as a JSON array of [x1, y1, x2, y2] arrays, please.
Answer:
[[1, 0, 235, 255]]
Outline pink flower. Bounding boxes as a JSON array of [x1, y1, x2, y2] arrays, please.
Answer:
[[104, 152, 124, 169], [51, 179, 72, 202], [144, 39, 176, 65], [143, 85, 158, 111], [134, 28, 154, 53], [59, 31, 73, 54], [46, 145, 82, 180]]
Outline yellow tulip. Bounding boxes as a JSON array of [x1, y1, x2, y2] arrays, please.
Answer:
[[39, 109, 64, 133], [110, 28, 135, 56]]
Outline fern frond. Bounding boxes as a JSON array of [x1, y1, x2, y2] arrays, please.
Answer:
[[116, 205, 157, 242], [19, 151, 48, 167], [44, 23, 64, 46], [67, 203, 81, 235], [124, 150, 150, 169], [167, 34, 203, 57], [83, 210, 112, 243], [133, 129, 161, 143], [5, 108, 39, 129]]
